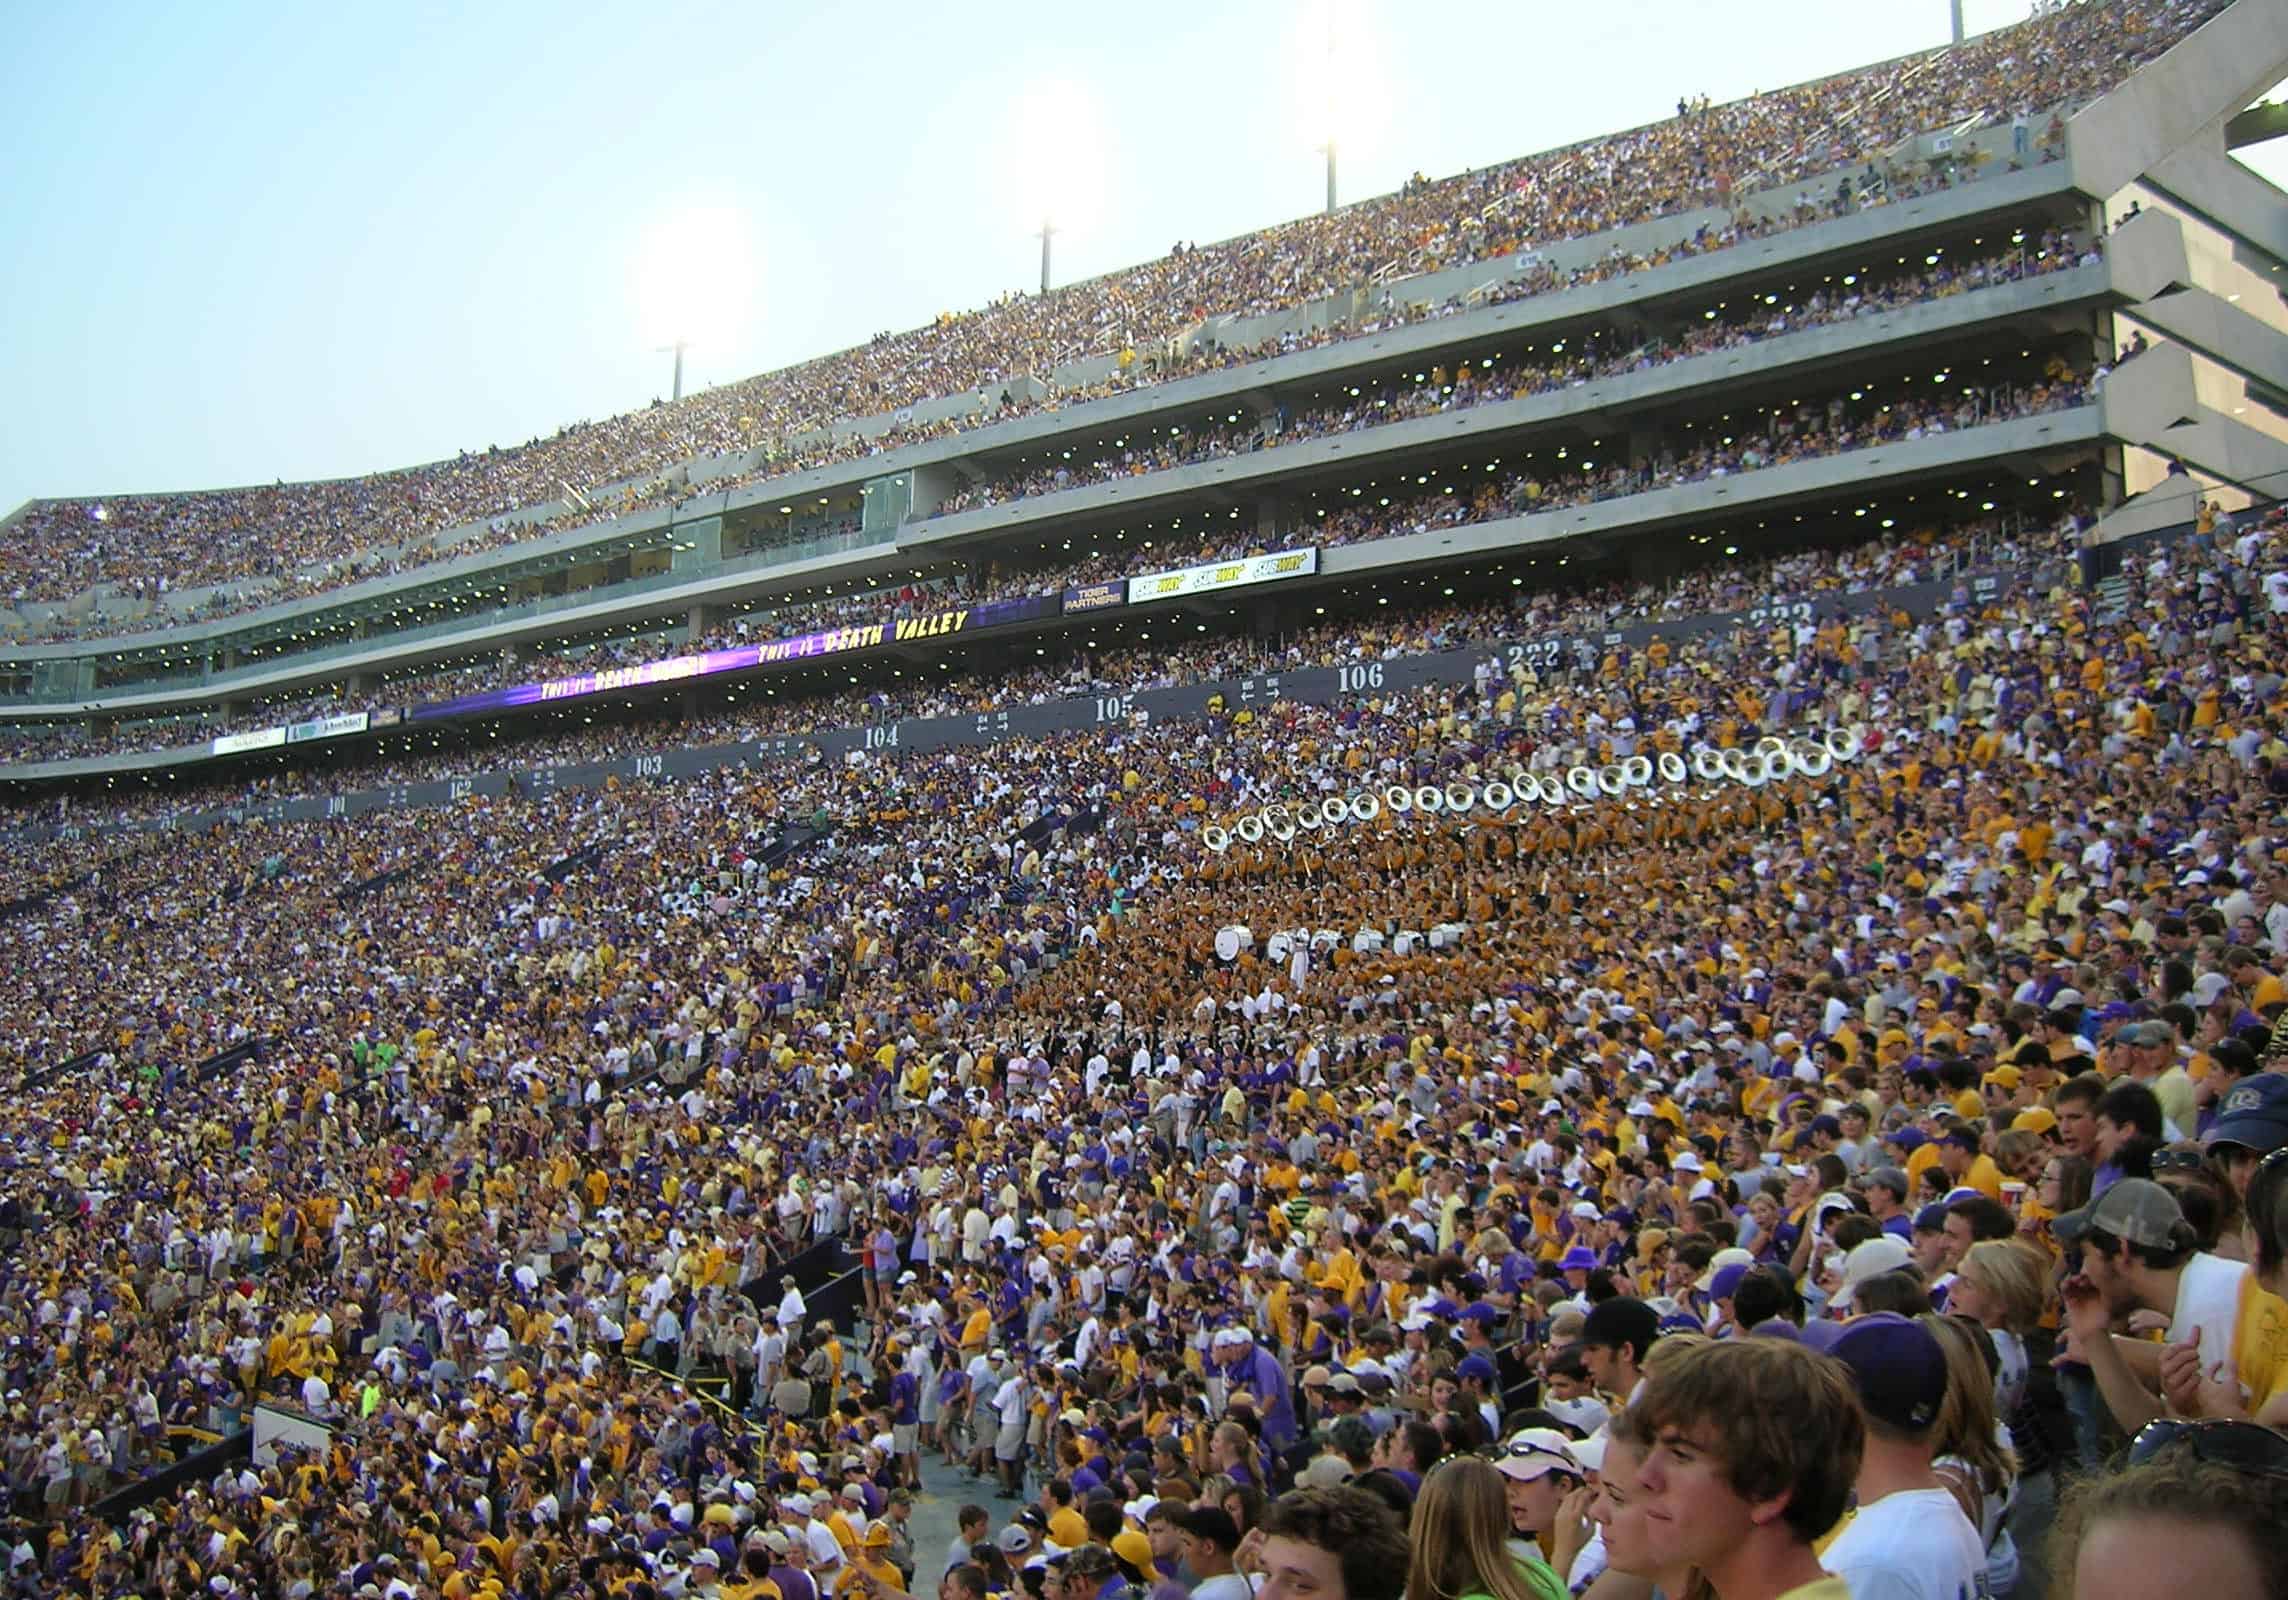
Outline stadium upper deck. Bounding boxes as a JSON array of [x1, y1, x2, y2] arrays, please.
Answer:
[[2, 0, 2284, 789]]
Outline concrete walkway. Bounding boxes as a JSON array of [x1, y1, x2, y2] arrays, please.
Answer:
[[901, 1455, 983, 1593], [842, 1335, 1026, 1592], [904, 1449, 1022, 1592]]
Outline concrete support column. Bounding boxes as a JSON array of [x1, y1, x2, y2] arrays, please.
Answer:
[[1256, 494, 1289, 546]]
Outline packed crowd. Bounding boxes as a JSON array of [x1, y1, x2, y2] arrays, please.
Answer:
[[0, 331, 2098, 771], [0, 491, 2082, 832], [928, 233, 2094, 520], [0, 477, 2280, 1597], [0, 691, 370, 766], [0, 0, 2216, 632]]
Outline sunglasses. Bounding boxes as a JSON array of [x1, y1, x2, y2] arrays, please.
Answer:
[[2127, 1418, 2288, 1477], [1490, 1437, 1580, 1470], [2149, 1149, 2210, 1175]]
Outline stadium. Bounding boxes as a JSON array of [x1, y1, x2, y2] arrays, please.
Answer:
[[3, 0, 2288, 1596]]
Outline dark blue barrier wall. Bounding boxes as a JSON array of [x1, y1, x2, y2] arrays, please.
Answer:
[[92, 1430, 250, 1524], [195, 1037, 269, 1085], [742, 1234, 866, 1331]]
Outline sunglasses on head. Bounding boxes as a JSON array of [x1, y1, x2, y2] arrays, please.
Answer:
[[2127, 1418, 2288, 1478], [1493, 1437, 1578, 1467], [2149, 1149, 2210, 1174]]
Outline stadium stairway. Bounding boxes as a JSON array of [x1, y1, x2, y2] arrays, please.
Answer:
[[20, 1046, 103, 1094], [339, 861, 420, 901], [1015, 809, 1077, 848], [0, 840, 161, 921], [746, 821, 827, 874], [2090, 571, 2136, 623], [541, 840, 608, 884], [0, 872, 91, 921], [193, 1036, 269, 1086], [21, 1035, 268, 1107]]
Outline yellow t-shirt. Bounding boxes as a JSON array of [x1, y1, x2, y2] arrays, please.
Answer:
[[2233, 1278, 2288, 1413], [1776, 1581, 1852, 1600], [1957, 1153, 2006, 1203], [1905, 1143, 1945, 1193]]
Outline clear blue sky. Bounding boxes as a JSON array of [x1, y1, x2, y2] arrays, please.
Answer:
[[0, 0, 2277, 513]]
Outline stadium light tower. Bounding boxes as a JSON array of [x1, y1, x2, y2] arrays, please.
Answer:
[[633, 202, 756, 404], [1008, 79, 1103, 297], [1950, 0, 1964, 44], [1301, 1, 1381, 215], [1319, 1, 1338, 213]]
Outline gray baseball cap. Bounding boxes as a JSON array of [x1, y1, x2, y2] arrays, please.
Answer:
[[1864, 1166, 1912, 1200], [2052, 1178, 2187, 1251]]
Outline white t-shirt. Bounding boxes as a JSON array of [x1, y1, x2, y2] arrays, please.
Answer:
[[1938, 1431, 2019, 1599], [1820, 1485, 1986, 1600], [804, 1520, 844, 1570], [1988, 1328, 2028, 1417], [2169, 1252, 2248, 1396], [1566, 1528, 1608, 1591]]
